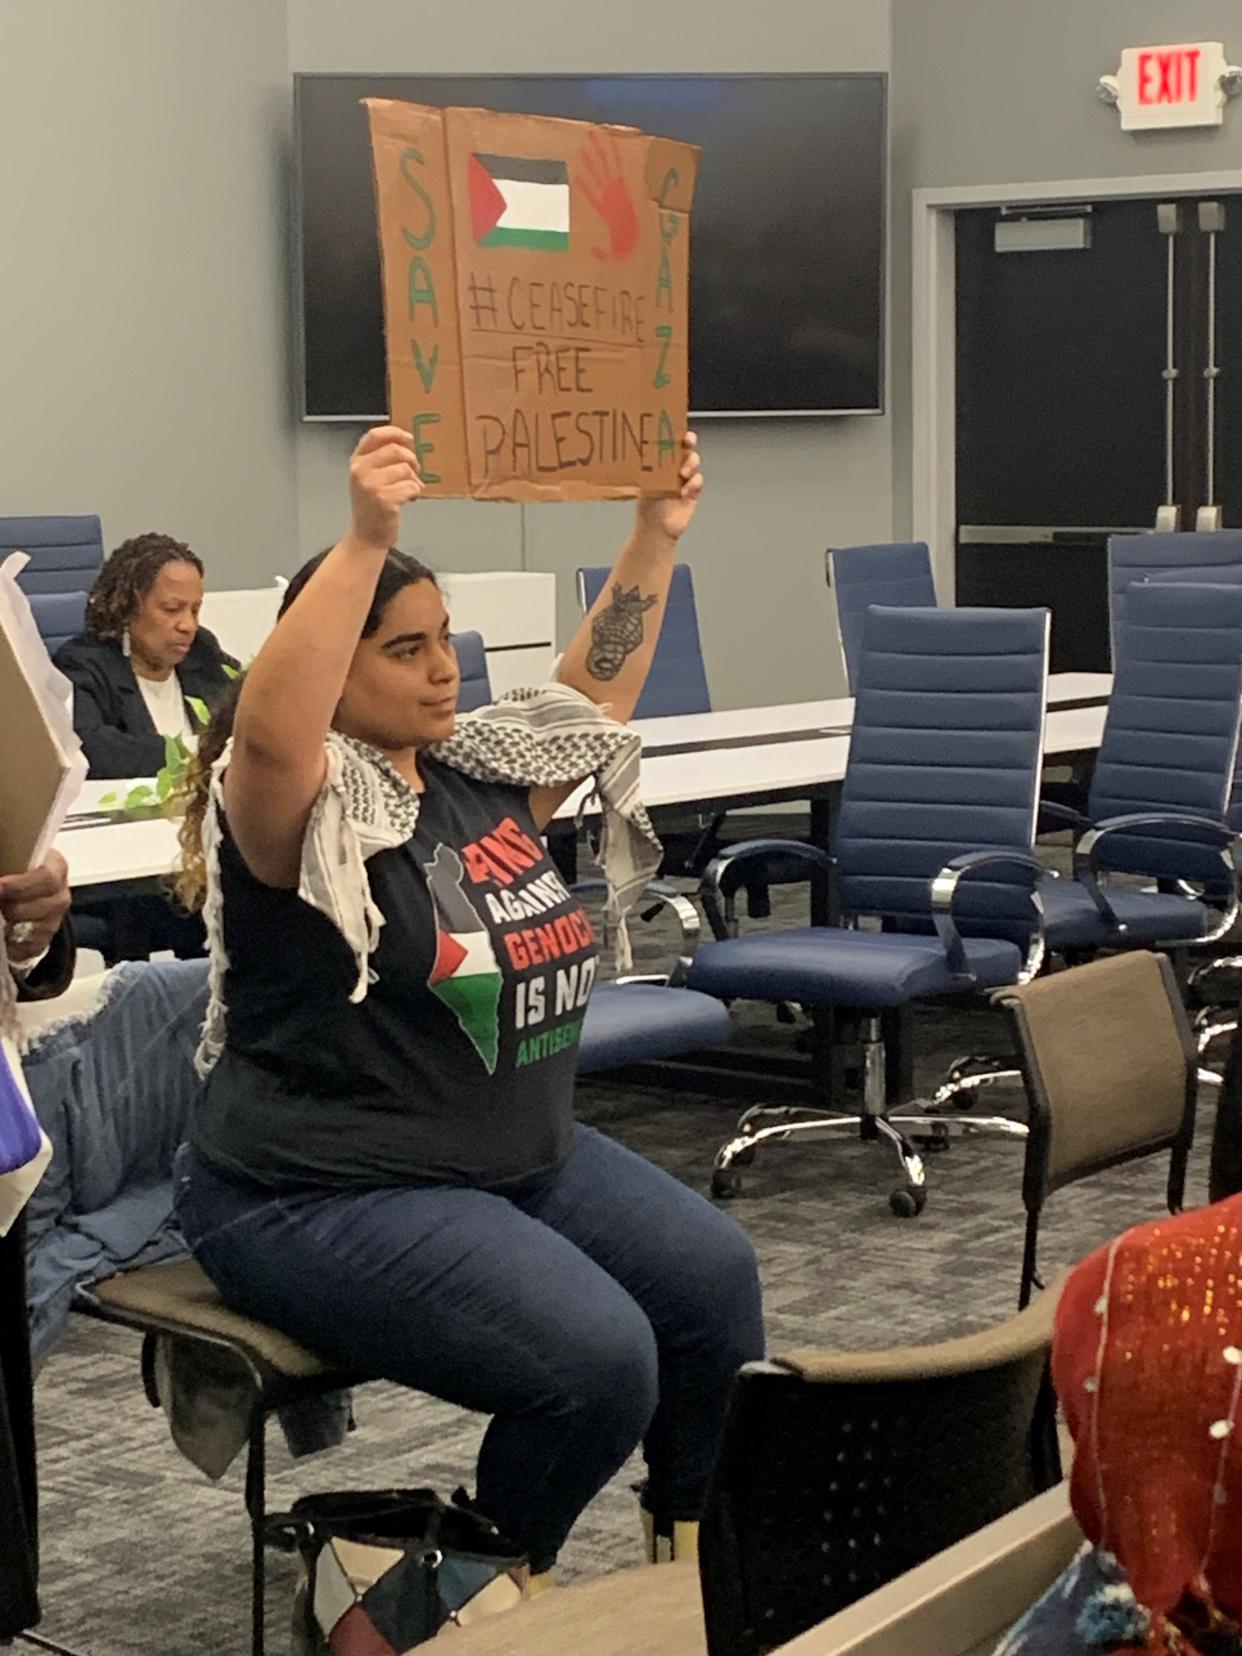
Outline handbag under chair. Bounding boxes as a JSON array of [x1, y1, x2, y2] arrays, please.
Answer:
[[686, 605, 1051, 1216]]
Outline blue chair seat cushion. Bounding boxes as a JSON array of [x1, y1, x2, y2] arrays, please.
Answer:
[[1039, 878, 1211, 949], [577, 983, 731, 1073], [686, 927, 1023, 1009]]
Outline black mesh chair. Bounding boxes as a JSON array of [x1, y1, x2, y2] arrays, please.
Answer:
[[698, 1285, 1062, 1656]]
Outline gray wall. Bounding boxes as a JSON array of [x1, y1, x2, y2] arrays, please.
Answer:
[[889, 0, 1242, 535], [0, 0, 295, 584], [288, 0, 893, 706]]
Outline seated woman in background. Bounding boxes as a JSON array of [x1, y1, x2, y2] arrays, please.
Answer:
[[173, 425, 764, 1584], [55, 532, 237, 780]]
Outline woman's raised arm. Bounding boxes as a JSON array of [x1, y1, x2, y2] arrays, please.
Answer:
[[223, 426, 421, 886]]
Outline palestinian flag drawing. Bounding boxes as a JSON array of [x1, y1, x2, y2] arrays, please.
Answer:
[[424, 845, 502, 1074], [469, 153, 570, 252]]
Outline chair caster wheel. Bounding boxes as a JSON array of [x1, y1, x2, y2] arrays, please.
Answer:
[[712, 1167, 743, 1199], [890, 1186, 926, 1218], [912, 1128, 952, 1154]]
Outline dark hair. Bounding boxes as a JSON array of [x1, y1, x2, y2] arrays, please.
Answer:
[[176, 546, 436, 910], [85, 533, 204, 644], [277, 546, 437, 634]]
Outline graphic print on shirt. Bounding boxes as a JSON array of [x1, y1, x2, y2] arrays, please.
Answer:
[[424, 844, 503, 1073], [423, 814, 599, 1076]]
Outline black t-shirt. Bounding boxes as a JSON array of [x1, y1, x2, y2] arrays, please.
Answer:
[[189, 758, 600, 1190]]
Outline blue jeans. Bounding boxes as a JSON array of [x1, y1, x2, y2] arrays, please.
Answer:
[[23, 960, 210, 1360], [176, 1126, 764, 1570]]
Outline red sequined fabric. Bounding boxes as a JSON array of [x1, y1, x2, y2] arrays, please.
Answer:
[[1055, 1194, 1242, 1652]]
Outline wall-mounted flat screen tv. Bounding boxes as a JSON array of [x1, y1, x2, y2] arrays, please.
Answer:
[[294, 72, 887, 420]]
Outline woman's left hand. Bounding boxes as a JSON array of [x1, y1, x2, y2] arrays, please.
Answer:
[[637, 431, 704, 542]]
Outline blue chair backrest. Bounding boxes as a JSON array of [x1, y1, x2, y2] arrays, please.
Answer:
[[835, 606, 1049, 944], [1, 515, 104, 596], [1108, 530, 1242, 665], [576, 563, 710, 719], [454, 630, 492, 712], [1089, 580, 1242, 884], [1146, 564, 1242, 829], [826, 542, 936, 693], [28, 590, 87, 655]]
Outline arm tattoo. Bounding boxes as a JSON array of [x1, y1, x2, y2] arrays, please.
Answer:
[[585, 583, 659, 681]]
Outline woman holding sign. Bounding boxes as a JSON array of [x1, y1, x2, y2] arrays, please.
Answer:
[[173, 427, 763, 1581]]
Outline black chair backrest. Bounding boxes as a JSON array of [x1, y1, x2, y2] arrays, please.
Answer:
[[699, 1296, 1060, 1656]]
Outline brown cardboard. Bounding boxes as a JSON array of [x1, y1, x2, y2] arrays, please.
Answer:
[[365, 99, 698, 502], [0, 628, 73, 876]]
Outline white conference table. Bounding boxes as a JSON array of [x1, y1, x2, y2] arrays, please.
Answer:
[[57, 672, 1112, 897]]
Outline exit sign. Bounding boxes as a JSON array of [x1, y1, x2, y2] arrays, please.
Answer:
[[1108, 41, 1230, 130]]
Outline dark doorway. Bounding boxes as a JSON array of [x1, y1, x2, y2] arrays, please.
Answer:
[[955, 195, 1239, 670]]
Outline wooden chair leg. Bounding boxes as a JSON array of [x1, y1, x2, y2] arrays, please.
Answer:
[[244, 1415, 267, 1656]]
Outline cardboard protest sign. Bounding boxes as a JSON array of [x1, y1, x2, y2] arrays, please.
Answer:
[[365, 99, 698, 502]]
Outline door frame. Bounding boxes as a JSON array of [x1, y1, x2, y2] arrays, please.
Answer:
[[912, 168, 1242, 597]]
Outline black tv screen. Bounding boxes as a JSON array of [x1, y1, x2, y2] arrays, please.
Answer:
[[295, 72, 887, 421]]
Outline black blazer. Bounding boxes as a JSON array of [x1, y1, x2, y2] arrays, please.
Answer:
[[54, 630, 239, 779]]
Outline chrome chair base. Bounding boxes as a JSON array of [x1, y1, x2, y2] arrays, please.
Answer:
[[929, 1053, 1025, 1111], [709, 1020, 1028, 1218], [711, 1106, 929, 1217]]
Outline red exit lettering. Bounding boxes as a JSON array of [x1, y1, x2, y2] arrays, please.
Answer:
[[1138, 47, 1202, 106]]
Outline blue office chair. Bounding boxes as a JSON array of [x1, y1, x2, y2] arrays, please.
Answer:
[[576, 563, 710, 718], [686, 606, 1051, 1216], [1145, 563, 1242, 828], [1108, 530, 1242, 665], [576, 884, 731, 1073], [826, 542, 936, 693], [453, 630, 492, 712], [1036, 580, 1242, 952], [937, 580, 1242, 1116], [28, 590, 87, 654], [2, 514, 105, 595]]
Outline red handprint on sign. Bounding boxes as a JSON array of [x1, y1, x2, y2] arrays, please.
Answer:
[[577, 130, 639, 262]]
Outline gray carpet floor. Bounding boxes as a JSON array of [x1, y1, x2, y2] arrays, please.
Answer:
[[23, 875, 1218, 1656]]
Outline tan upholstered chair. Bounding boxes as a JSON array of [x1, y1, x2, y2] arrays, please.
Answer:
[[76, 1256, 352, 1656], [994, 949, 1198, 1307]]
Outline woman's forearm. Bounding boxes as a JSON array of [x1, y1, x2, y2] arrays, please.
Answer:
[[556, 519, 679, 724], [222, 427, 421, 886]]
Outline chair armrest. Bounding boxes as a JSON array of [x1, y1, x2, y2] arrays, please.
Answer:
[[930, 850, 1048, 982], [571, 879, 701, 986], [1073, 812, 1239, 935], [699, 839, 835, 940], [1036, 798, 1088, 835]]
